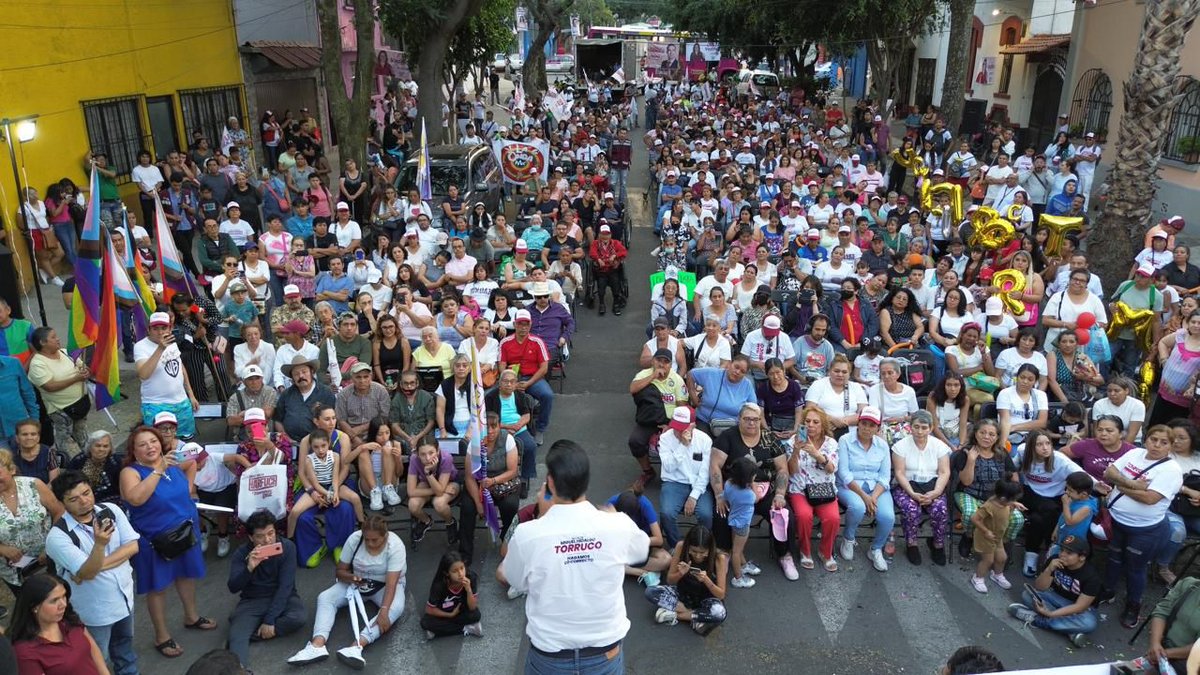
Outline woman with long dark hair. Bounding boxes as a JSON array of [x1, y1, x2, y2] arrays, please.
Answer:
[[10, 574, 107, 674], [645, 524, 728, 635]]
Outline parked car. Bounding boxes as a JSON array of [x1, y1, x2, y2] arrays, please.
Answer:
[[491, 52, 508, 71], [398, 144, 503, 220], [546, 54, 575, 74], [506, 53, 524, 74], [736, 69, 780, 99]]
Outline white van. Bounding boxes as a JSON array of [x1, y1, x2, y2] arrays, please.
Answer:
[[736, 70, 780, 99]]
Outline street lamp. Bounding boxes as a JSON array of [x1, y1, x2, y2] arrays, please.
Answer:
[[1, 115, 48, 326]]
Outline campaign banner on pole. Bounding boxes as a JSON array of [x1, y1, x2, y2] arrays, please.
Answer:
[[515, 6, 528, 31], [645, 41, 681, 81], [493, 138, 549, 184]]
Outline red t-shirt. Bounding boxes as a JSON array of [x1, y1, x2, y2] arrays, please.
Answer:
[[499, 334, 549, 377], [14, 622, 103, 675]]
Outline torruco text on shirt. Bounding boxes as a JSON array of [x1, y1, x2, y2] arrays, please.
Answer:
[[555, 536, 603, 565]]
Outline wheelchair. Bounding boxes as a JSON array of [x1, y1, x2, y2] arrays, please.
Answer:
[[582, 258, 629, 312]]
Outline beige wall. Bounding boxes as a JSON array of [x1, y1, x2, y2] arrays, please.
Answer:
[[1072, 0, 1200, 189]]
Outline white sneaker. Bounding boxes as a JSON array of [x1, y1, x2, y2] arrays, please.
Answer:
[[867, 547, 889, 572], [463, 622, 483, 637], [199, 533, 209, 553], [51, 276, 65, 287], [336, 644, 365, 670], [740, 561, 762, 576], [655, 607, 679, 625], [990, 571, 1012, 590], [382, 484, 401, 506], [730, 575, 756, 588], [506, 585, 525, 600], [217, 536, 231, 558], [839, 538, 856, 561], [369, 487, 383, 511], [287, 642, 329, 664], [970, 575, 989, 593]]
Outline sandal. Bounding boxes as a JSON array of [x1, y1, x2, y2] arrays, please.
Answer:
[[184, 616, 218, 631], [823, 556, 839, 572], [155, 638, 184, 658], [799, 554, 815, 570]]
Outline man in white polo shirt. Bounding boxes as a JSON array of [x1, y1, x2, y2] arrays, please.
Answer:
[[501, 440, 649, 674]]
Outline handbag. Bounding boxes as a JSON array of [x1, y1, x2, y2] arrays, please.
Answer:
[[238, 453, 289, 521], [909, 478, 938, 494], [151, 520, 198, 561], [804, 480, 837, 505], [343, 535, 387, 595], [965, 372, 1001, 394], [1172, 470, 1200, 517], [63, 394, 91, 420]]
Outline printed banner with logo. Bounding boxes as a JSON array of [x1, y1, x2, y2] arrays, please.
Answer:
[[492, 138, 550, 185]]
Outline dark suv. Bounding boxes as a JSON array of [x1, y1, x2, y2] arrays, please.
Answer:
[[398, 144, 503, 220]]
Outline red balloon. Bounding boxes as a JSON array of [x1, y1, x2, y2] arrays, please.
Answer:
[[1077, 312, 1096, 330], [1074, 327, 1091, 345]]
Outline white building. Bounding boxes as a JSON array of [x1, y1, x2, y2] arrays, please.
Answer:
[[906, 0, 1076, 150]]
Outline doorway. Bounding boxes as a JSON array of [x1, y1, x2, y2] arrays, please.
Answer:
[[147, 96, 180, 158], [915, 58, 936, 111], [1027, 69, 1064, 151]]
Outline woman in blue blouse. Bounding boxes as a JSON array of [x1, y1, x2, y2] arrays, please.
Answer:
[[835, 406, 895, 572]]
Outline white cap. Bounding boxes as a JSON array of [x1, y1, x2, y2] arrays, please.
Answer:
[[599, 224, 612, 234], [283, 284, 301, 296], [806, 228, 820, 240], [367, 268, 383, 282], [225, 201, 240, 209], [851, 154, 860, 161], [1135, 262, 1156, 277], [243, 407, 266, 424], [514, 309, 532, 322], [985, 296, 1004, 316], [603, 192, 614, 199], [149, 312, 171, 327], [858, 406, 882, 425], [153, 411, 178, 427], [1085, 132, 1096, 138], [243, 365, 264, 379], [838, 225, 852, 234], [336, 201, 350, 211]]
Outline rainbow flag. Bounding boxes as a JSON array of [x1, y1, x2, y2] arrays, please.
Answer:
[[153, 195, 198, 304], [417, 118, 432, 201], [67, 166, 104, 351], [90, 227, 122, 409], [120, 209, 155, 338]]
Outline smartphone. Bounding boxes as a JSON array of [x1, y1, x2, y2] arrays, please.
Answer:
[[98, 517, 114, 531], [259, 542, 283, 558], [1023, 583, 1039, 600], [355, 250, 364, 261], [797, 426, 808, 443], [248, 421, 266, 441]]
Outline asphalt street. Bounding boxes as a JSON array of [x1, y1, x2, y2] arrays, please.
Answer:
[[6, 81, 1175, 675]]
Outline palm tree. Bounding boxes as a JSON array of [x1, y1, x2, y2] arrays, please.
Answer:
[[1089, 0, 1199, 288]]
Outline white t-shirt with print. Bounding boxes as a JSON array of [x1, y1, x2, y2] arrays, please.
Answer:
[[342, 530, 407, 583], [133, 338, 187, 404], [1107, 448, 1182, 527]]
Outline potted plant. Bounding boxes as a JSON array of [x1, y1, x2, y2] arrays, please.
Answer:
[[1177, 136, 1200, 163]]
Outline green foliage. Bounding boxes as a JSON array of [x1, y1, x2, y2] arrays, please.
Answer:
[[573, 0, 616, 29], [449, 0, 518, 73], [1177, 136, 1200, 156]]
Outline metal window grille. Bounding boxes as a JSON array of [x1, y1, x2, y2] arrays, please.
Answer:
[[179, 86, 244, 152], [1068, 68, 1112, 137], [1164, 77, 1200, 164], [81, 96, 146, 181]]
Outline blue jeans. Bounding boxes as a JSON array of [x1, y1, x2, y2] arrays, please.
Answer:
[[516, 429, 538, 480], [526, 643, 624, 675], [1106, 517, 1170, 605], [1157, 511, 1200, 566], [659, 481, 714, 549], [610, 168, 629, 206], [1021, 588, 1099, 634], [54, 222, 77, 266], [524, 378, 555, 433], [838, 486, 895, 551], [1110, 337, 1142, 378], [87, 614, 138, 675]]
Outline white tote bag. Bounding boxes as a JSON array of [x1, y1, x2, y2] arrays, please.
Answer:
[[237, 453, 288, 522]]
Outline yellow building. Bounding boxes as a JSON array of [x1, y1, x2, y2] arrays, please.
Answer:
[[0, 0, 245, 284]]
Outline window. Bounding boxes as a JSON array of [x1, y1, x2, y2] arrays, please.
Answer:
[[1069, 69, 1113, 138], [81, 97, 146, 180], [178, 86, 244, 153], [1165, 77, 1200, 164], [997, 25, 1020, 95]]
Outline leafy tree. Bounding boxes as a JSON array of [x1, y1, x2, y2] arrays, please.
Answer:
[[574, 0, 616, 28], [522, 0, 577, 94], [1089, 0, 1200, 289], [380, 0, 489, 144], [316, 0, 376, 167], [938, 0, 976, 135]]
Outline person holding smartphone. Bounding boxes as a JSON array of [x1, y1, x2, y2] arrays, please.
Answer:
[[45, 470, 140, 675], [226, 509, 306, 670]]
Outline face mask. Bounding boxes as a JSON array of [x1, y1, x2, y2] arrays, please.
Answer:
[[664, 247, 675, 254], [840, 289, 855, 300]]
